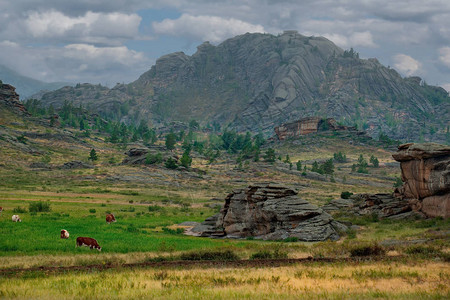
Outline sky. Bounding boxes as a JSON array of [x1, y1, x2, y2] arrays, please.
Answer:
[[0, 0, 449, 92]]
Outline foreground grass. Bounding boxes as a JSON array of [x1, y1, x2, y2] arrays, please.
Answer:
[[0, 260, 448, 299]]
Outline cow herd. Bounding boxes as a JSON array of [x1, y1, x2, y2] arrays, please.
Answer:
[[5, 209, 117, 252]]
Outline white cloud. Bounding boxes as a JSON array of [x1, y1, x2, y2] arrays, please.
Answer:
[[393, 54, 422, 76], [438, 47, 450, 68], [152, 14, 265, 43], [0, 42, 149, 84], [23, 10, 141, 45], [441, 83, 450, 93]]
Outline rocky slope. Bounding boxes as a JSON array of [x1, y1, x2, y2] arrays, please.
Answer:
[[37, 31, 449, 142]]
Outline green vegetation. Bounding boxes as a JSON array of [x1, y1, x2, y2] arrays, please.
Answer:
[[88, 148, 98, 161], [311, 159, 334, 175]]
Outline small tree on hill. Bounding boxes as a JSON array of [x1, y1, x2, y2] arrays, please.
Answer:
[[180, 151, 192, 168], [165, 157, 178, 169], [296, 160, 302, 171], [89, 149, 98, 161], [165, 132, 177, 151], [264, 148, 276, 163], [370, 155, 379, 168]]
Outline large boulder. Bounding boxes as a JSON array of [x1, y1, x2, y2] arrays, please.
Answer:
[[392, 143, 450, 218], [188, 183, 347, 241]]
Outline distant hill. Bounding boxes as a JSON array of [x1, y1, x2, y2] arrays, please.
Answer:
[[0, 65, 71, 99], [38, 31, 450, 143]]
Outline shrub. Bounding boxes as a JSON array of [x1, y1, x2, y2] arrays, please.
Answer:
[[145, 152, 163, 165], [180, 249, 239, 261], [393, 176, 403, 188], [29, 201, 51, 212], [250, 248, 288, 260], [13, 206, 27, 213], [404, 245, 442, 258], [341, 191, 354, 199], [148, 205, 163, 212], [89, 209, 96, 213], [350, 243, 385, 257], [164, 157, 178, 169]]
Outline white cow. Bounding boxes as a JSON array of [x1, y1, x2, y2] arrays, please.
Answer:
[[12, 215, 21, 222]]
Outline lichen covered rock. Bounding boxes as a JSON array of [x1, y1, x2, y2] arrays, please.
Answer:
[[188, 184, 347, 241]]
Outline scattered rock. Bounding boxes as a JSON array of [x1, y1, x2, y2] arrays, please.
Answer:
[[187, 183, 347, 241], [60, 161, 94, 169]]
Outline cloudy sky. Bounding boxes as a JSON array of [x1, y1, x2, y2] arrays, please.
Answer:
[[0, 0, 449, 91]]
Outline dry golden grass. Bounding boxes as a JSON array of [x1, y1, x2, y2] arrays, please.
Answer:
[[0, 261, 448, 299]]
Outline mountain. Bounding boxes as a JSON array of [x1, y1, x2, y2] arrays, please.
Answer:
[[38, 31, 450, 143], [0, 65, 71, 99]]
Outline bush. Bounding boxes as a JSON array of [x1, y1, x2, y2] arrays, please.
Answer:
[[250, 248, 288, 260], [341, 191, 354, 199], [164, 157, 178, 169], [145, 152, 163, 165], [148, 205, 163, 212], [13, 206, 27, 213], [393, 176, 403, 188], [89, 209, 96, 213], [350, 243, 385, 257], [29, 201, 51, 212], [404, 245, 442, 258], [180, 249, 239, 261]]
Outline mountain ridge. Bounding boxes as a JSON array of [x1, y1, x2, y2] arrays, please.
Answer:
[[36, 31, 450, 143]]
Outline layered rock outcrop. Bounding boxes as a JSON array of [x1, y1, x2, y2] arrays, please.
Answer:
[[0, 83, 28, 115], [392, 143, 450, 218], [188, 184, 347, 241], [274, 117, 360, 140]]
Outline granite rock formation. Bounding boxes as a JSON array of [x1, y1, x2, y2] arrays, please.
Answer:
[[392, 143, 450, 218], [37, 32, 449, 142], [274, 117, 361, 140], [0, 83, 29, 115], [188, 184, 347, 241]]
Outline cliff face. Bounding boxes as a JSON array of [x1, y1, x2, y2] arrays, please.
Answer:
[[392, 143, 450, 218], [38, 32, 449, 142], [0, 83, 28, 115], [274, 117, 359, 140]]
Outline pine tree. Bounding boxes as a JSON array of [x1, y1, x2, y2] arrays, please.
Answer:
[[180, 151, 192, 168], [165, 132, 177, 150], [88, 149, 98, 161], [296, 160, 302, 171], [264, 148, 276, 162]]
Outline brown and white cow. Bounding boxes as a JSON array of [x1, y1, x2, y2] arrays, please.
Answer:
[[76, 237, 101, 251], [12, 215, 21, 222], [61, 229, 70, 239], [106, 213, 116, 224]]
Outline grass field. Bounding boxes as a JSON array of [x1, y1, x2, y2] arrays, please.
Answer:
[[1, 260, 448, 299], [1, 112, 449, 299]]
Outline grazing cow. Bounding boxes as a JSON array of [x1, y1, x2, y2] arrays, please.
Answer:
[[0, 207, 2, 216], [12, 215, 21, 222], [61, 229, 70, 239], [106, 213, 116, 224], [76, 237, 101, 251]]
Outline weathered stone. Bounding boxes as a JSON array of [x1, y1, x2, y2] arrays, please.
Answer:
[[274, 117, 359, 140], [0, 83, 29, 115], [392, 143, 450, 218], [60, 161, 94, 169], [188, 184, 347, 241]]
